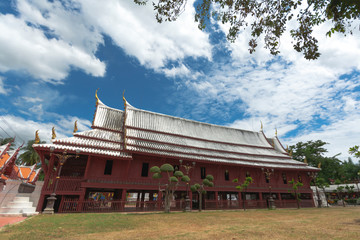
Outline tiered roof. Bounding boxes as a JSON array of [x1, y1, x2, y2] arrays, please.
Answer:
[[34, 96, 317, 171], [0, 142, 40, 184]]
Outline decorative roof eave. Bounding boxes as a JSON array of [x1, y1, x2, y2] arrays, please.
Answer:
[[274, 136, 288, 154], [33, 143, 132, 159], [126, 145, 319, 171], [0, 141, 13, 159], [1, 146, 21, 173]]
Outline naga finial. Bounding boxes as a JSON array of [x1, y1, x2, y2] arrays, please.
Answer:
[[260, 121, 263, 131], [95, 88, 99, 106], [73, 120, 78, 134], [275, 128, 277, 136], [304, 156, 308, 164], [317, 162, 321, 169], [34, 130, 40, 144], [52, 127, 56, 140]]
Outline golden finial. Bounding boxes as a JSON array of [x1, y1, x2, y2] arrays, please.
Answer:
[[304, 157, 308, 164], [73, 120, 78, 134], [260, 121, 263, 131], [95, 88, 99, 106], [34, 130, 40, 144], [275, 128, 277, 136], [317, 162, 321, 169], [286, 145, 289, 153], [52, 127, 56, 140], [289, 150, 293, 157], [123, 90, 127, 108]]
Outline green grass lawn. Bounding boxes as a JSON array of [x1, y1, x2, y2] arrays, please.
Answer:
[[1, 207, 360, 240]]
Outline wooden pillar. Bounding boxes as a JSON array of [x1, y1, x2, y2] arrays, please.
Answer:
[[136, 191, 140, 208], [189, 191, 193, 209], [37, 194, 45, 212], [83, 155, 92, 179], [140, 190, 145, 209], [39, 152, 48, 175], [215, 191, 218, 209], [121, 189, 127, 211], [77, 188, 86, 212], [259, 192, 263, 200]]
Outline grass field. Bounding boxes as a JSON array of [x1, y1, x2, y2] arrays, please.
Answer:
[[1, 207, 359, 240]]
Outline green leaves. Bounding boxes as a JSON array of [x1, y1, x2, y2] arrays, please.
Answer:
[[174, 170, 184, 178], [169, 176, 179, 182], [152, 172, 162, 179], [150, 166, 161, 173], [181, 175, 190, 182], [160, 163, 174, 172]]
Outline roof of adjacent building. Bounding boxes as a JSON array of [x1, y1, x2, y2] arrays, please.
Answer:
[[33, 96, 318, 171]]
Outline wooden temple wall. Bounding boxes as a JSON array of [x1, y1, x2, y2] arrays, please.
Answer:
[[37, 152, 315, 213]]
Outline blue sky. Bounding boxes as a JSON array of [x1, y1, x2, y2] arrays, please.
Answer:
[[0, 0, 359, 160]]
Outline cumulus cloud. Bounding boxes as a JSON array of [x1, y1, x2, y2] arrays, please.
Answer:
[[0, 0, 211, 82], [0, 114, 91, 146], [176, 14, 360, 159]]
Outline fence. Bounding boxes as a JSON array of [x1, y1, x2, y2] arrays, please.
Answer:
[[43, 177, 83, 192], [58, 199, 314, 213]]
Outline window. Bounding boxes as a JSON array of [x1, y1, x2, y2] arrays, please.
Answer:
[[225, 170, 229, 181], [282, 173, 287, 184], [104, 160, 113, 175], [201, 167, 206, 179], [173, 165, 179, 173], [141, 163, 149, 177]]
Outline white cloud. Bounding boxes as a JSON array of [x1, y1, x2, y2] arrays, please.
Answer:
[[177, 15, 360, 159], [0, 114, 91, 146], [0, 0, 211, 82]]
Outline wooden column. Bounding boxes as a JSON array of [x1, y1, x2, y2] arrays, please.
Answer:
[[215, 191, 218, 209], [157, 190, 162, 210], [83, 155, 92, 180], [121, 188, 127, 211], [189, 191, 193, 209]]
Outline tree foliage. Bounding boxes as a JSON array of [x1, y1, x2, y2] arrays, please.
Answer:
[[288, 178, 303, 209], [190, 174, 214, 211], [233, 176, 253, 211], [135, 0, 360, 60], [150, 163, 190, 213], [349, 145, 360, 158], [18, 140, 45, 166], [0, 137, 15, 150]]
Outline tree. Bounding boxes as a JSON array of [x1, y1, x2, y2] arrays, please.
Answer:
[[335, 185, 346, 207], [190, 174, 214, 211], [289, 140, 328, 167], [289, 140, 343, 183], [0, 137, 15, 150], [288, 179, 303, 209], [150, 163, 190, 213], [233, 176, 253, 211], [135, 0, 360, 60], [349, 145, 360, 158], [18, 140, 45, 166]]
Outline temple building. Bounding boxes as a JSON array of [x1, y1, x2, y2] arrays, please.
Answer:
[[33, 93, 319, 213], [0, 141, 40, 190]]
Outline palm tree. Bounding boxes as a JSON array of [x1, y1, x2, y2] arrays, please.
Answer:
[[18, 140, 45, 166], [0, 137, 15, 150]]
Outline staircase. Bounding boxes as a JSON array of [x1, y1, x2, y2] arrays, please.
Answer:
[[0, 195, 38, 216]]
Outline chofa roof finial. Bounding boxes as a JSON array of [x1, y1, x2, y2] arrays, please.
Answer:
[[260, 121, 263, 132], [73, 120, 78, 134], [123, 90, 127, 108], [52, 127, 56, 140], [34, 130, 40, 144], [275, 128, 277, 136], [95, 88, 99, 106]]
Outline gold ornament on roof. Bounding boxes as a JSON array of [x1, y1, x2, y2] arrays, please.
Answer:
[[95, 88, 99, 106], [260, 121, 263, 131], [304, 157, 308, 164], [318, 162, 321, 169], [275, 128, 277, 136], [289, 150, 293, 157], [122, 90, 127, 108], [52, 127, 56, 140], [73, 120, 78, 134], [34, 130, 40, 144], [286, 145, 289, 153]]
